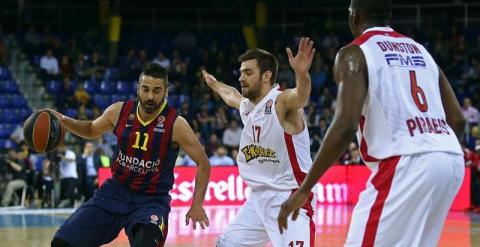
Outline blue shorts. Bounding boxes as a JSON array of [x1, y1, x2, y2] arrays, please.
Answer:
[[54, 179, 171, 247]]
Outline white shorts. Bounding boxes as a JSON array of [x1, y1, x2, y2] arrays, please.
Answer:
[[345, 152, 464, 247], [217, 189, 316, 247]]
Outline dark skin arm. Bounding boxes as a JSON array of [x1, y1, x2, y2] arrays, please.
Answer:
[[277, 45, 368, 233], [438, 67, 466, 141]]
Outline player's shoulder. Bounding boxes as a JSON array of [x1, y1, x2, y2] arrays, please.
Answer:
[[335, 45, 366, 66]]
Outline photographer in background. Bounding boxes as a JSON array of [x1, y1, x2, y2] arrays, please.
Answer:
[[1, 148, 29, 207], [78, 142, 100, 201], [56, 145, 79, 208]]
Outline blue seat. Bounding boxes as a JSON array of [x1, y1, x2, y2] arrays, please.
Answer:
[[1, 80, 19, 93], [111, 94, 128, 103], [83, 80, 97, 94], [116, 80, 130, 94], [3, 109, 16, 123], [0, 95, 9, 107], [64, 108, 78, 118], [0, 124, 13, 138], [94, 94, 111, 110], [47, 80, 62, 94], [12, 95, 28, 108], [19, 108, 32, 120], [131, 81, 138, 93], [0, 67, 12, 80], [105, 68, 119, 81], [99, 81, 116, 94], [0, 138, 15, 149]]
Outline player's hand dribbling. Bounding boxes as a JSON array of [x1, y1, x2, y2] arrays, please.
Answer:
[[185, 204, 210, 230], [286, 37, 315, 74], [277, 189, 310, 234]]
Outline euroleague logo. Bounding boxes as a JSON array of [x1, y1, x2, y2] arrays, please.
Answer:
[[155, 115, 166, 133], [128, 114, 135, 121], [264, 99, 273, 115]]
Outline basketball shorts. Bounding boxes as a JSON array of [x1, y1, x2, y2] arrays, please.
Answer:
[[345, 152, 464, 247], [54, 179, 170, 247], [217, 188, 316, 247]]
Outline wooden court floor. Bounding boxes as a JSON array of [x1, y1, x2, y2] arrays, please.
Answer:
[[0, 205, 479, 247]]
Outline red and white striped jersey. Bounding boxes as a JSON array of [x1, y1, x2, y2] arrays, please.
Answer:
[[237, 85, 312, 190], [351, 27, 462, 166]]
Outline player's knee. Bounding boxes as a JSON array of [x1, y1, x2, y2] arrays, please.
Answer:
[[132, 224, 163, 247], [51, 237, 74, 247]]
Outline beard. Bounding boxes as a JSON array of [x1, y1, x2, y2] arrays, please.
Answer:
[[139, 96, 164, 114], [241, 79, 262, 102]]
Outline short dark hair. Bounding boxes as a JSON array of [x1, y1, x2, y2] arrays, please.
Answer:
[[140, 63, 168, 85], [238, 48, 278, 85], [351, 0, 392, 23]]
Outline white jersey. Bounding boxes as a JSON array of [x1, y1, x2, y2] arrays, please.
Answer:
[[351, 27, 462, 165], [237, 85, 312, 190]]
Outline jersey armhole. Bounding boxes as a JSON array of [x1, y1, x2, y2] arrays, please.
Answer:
[[112, 101, 128, 136]]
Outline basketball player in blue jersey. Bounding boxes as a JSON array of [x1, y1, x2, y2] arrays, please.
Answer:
[[49, 63, 211, 247], [279, 0, 466, 246]]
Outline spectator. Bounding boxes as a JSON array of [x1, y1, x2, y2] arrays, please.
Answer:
[[152, 51, 171, 70], [462, 98, 479, 126], [74, 52, 91, 81], [78, 142, 100, 201], [1, 148, 28, 207], [58, 146, 79, 208], [222, 120, 242, 152], [41, 158, 54, 208], [9, 120, 25, 144], [209, 146, 235, 166], [74, 83, 91, 107], [40, 48, 59, 80], [60, 55, 74, 79]]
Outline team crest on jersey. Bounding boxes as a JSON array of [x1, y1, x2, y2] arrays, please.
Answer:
[[128, 114, 135, 120], [265, 100, 273, 115], [157, 116, 165, 124], [150, 215, 159, 224]]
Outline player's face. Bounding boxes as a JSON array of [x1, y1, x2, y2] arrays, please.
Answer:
[[239, 59, 263, 101], [138, 75, 167, 114]]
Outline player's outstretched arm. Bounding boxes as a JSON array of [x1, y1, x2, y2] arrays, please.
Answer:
[[278, 45, 368, 233], [201, 69, 242, 109], [277, 37, 315, 110], [172, 116, 211, 230], [438, 67, 466, 141], [46, 102, 122, 139]]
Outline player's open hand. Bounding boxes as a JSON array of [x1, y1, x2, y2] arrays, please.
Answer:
[[185, 204, 210, 230], [201, 69, 218, 88], [286, 37, 315, 74], [277, 189, 310, 234]]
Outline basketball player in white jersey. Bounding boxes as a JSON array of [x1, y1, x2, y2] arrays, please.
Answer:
[[278, 0, 466, 246], [202, 38, 316, 246]]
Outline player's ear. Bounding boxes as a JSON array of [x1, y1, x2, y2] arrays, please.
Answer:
[[263, 71, 272, 83]]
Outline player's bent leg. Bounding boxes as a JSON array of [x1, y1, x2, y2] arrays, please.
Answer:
[[132, 223, 164, 247], [50, 237, 74, 247]]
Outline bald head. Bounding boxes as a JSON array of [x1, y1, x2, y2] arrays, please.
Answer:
[[349, 0, 392, 38], [351, 0, 392, 21]]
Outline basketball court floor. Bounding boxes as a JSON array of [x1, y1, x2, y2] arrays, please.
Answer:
[[1, 205, 479, 246]]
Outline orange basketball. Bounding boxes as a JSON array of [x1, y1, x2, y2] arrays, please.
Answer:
[[23, 110, 65, 153]]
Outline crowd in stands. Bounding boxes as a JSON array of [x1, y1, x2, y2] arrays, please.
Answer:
[[0, 20, 479, 209]]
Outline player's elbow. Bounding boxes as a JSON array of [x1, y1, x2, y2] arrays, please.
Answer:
[[333, 121, 358, 139]]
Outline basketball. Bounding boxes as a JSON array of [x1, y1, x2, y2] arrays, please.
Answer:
[[23, 110, 65, 153]]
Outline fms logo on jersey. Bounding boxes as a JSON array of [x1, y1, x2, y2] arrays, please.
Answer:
[[265, 99, 273, 115], [241, 144, 280, 164]]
